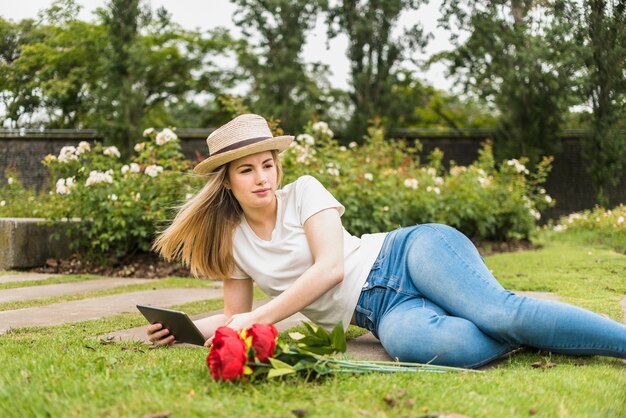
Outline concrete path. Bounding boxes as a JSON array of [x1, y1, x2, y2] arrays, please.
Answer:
[[0, 278, 152, 303], [515, 290, 561, 301], [0, 273, 60, 284], [0, 288, 223, 334]]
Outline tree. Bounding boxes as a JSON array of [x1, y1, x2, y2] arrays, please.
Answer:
[[0, 1, 105, 129], [326, 0, 430, 140], [0, 17, 46, 127], [232, 0, 330, 132], [438, 0, 579, 164], [95, 0, 235, 155], [571, 0, 626, 205]]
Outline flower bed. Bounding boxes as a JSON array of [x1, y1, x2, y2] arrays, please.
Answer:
[[1, 120, 554, 264], [546, 204, 626, 252]]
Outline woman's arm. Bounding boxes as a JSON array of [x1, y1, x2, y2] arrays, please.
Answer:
[[225, 208, 344, 330], [199, 278, 254, 346], [147, 278, 254, 347]]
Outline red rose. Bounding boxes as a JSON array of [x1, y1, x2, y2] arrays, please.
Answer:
[[247, 323, 278, 363], [207, 327, 247, 381]]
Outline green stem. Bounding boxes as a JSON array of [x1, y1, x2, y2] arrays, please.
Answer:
[[332, 358, 481, 373]]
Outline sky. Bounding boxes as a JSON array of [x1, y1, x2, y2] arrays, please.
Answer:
[[0, 0, 456, 92]]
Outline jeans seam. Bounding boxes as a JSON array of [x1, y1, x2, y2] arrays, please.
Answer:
[[524, 342, 626, 356], [424, 224, 503, 293]]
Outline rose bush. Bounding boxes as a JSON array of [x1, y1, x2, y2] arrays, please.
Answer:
[[547, 204, 626, 252], [3, 118, 556, 263], [42, 129, 204, 262], [0, 170, 50, 218], [281, 121, 555, 240]]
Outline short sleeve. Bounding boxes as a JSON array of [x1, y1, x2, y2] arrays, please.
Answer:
[[296, 175, 345, 224], [230, 260, 251, 280]]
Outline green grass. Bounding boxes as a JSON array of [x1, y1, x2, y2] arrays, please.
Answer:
[[0, 239, 624, 417], [488, 241, 626, 320]]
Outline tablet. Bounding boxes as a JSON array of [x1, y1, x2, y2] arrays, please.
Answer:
[[137, 304, 206, 346]]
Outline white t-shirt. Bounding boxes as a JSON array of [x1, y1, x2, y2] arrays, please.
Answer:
[[230, 175, 387, 330]]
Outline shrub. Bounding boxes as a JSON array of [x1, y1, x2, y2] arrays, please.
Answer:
[[282, 121, 554, 240], [6, 120, 554, 263], [546, 205, 626, 252], [0, 170, 50, 218], [42, 129, 203, 262]]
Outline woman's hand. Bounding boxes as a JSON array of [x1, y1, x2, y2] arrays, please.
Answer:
[[146, 323, 175, 347], [224, 311, 264, 332], [202, 313, 262, 347]]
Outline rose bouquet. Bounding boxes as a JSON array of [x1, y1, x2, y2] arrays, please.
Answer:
[[207, 322, 475, 382]]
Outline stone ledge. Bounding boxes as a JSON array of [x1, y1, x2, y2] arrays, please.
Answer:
[[0, 218, 74, 270]]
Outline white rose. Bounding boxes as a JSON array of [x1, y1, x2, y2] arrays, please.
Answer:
[[58, 146, 78, 163], [103, 146, 121, 158], [144, 165, 164, 178], [56, 178, 70, 195], [364, 173, 374, 181], [404, 178, 418, 190], [143, 127, 155, 137], [86, 170, 114, 186], [296, 134, 315, 146], [326, 168, 340, 177], [76, 141, 91, 155], [312, 121, 329, 132], [155, 128, 177, 145]]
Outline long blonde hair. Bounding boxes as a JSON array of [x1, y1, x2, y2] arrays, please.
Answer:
[[153, 150, 283, 279]]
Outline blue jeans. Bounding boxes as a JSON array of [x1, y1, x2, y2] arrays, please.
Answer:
[[354, 224, 626, 368]]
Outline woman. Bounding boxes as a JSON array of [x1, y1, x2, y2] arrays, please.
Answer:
[[147, 113, 626, 368]]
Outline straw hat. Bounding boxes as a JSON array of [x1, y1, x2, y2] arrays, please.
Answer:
[[193, 114, 293, 174]]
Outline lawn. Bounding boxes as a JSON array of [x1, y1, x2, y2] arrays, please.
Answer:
[[0, 237, 624, 418]]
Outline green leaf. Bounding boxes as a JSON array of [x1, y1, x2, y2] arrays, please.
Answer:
[[330, 323, 347, 353], [267, 357, 296, 378], [288, 332, 306, 341]]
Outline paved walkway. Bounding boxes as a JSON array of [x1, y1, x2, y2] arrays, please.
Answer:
[[0, 278, 152, 303], [0, 288, 222, 334], [1, 273, 624, 362]]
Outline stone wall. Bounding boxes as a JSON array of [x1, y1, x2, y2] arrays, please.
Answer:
[[1, 129, 624, 220]]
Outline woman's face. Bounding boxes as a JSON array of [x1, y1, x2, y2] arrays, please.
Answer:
[[226, 151, 278, 212]]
